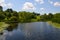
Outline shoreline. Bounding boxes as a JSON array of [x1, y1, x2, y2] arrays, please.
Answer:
[[48, 21, 60, 28]]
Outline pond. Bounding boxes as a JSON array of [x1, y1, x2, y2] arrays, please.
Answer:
[[0, 22, 60, 40]]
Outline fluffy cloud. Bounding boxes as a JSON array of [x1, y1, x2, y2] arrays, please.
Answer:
[[0, 3, 6, 7], [54, 2, 60, 7], [40, 8, 45, 11], [0, 0, 5, 3], [35, 0, 44, 4], [0, 0, 6, 7], [0, 0, 12, 8], [22, 2, 36, 10], [7, 3, 12, 8], [48, 0, 53, 4]]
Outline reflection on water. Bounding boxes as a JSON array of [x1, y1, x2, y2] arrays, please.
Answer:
[[0, 22, 60, 40], [6, 23, 18, 31]]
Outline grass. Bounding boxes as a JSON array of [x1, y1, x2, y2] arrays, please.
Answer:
[[0, 22, 9, 32], [48, 21, 60, 28]]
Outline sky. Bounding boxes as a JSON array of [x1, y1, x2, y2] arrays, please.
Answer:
[[0, 0, 60, 14]]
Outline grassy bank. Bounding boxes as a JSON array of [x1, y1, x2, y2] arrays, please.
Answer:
[[48, 21, 60, 28], [0, 22, 9, 32]]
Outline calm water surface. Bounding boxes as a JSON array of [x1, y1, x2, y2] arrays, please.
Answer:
[[0, 22, 60, 40]]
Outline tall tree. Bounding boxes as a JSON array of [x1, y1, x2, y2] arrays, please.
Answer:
[[0, 6, 3, 11]]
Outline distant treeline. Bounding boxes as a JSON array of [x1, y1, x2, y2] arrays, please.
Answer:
[[40, 13, 60, 24], [0, 6, 60, 23]]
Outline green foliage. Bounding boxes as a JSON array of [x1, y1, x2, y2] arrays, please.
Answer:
[[0, 6, 3, 11], [48, 13, 53, 20], [5, 9, 13, 13], [0, 6, 60, 23], [0, 22, 9, 32], [31, 19, 37, 22], [18, 11, 38, 22], [36, 16, 40, 21], [40, 14, 48, 21], [51, 13, 60, 23], [0, 12, 5, 21], [40, 13, 53, 21]]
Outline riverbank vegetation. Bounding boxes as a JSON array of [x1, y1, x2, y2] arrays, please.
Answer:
[[40, 13, 60, 28], [0, 6, 41, 23], [0, 6, 60, 29], [0, 22, 9, 33], [48, 21, 60, 28]]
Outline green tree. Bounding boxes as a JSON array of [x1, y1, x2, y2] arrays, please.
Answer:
[[0, 6, 3, 12], [48, 13, 53, 20], [0, 12, 5, 21], [52, 13, 60, 23]]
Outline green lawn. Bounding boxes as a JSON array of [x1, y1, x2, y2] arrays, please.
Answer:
[[48, 21, 60, 28]]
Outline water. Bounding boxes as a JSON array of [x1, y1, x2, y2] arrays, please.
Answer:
[[0, 22, 60, 40]]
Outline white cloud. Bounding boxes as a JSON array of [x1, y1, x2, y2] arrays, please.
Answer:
[[0, 2, 6, 7], [0, 0, 6, 7], [48, 0, 53, 4], [7, 3, 12, 8], [54, 2, 60, 7], [50, 1, 53, 4], [40, 8, 45, 11], [35, 0, 44, 4], [22, 2, 36, 10], [0, 0, 5, 3], [0, 0, 12, 8]]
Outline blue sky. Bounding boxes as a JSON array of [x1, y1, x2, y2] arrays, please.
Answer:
[[0, 0, 60, 14]]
